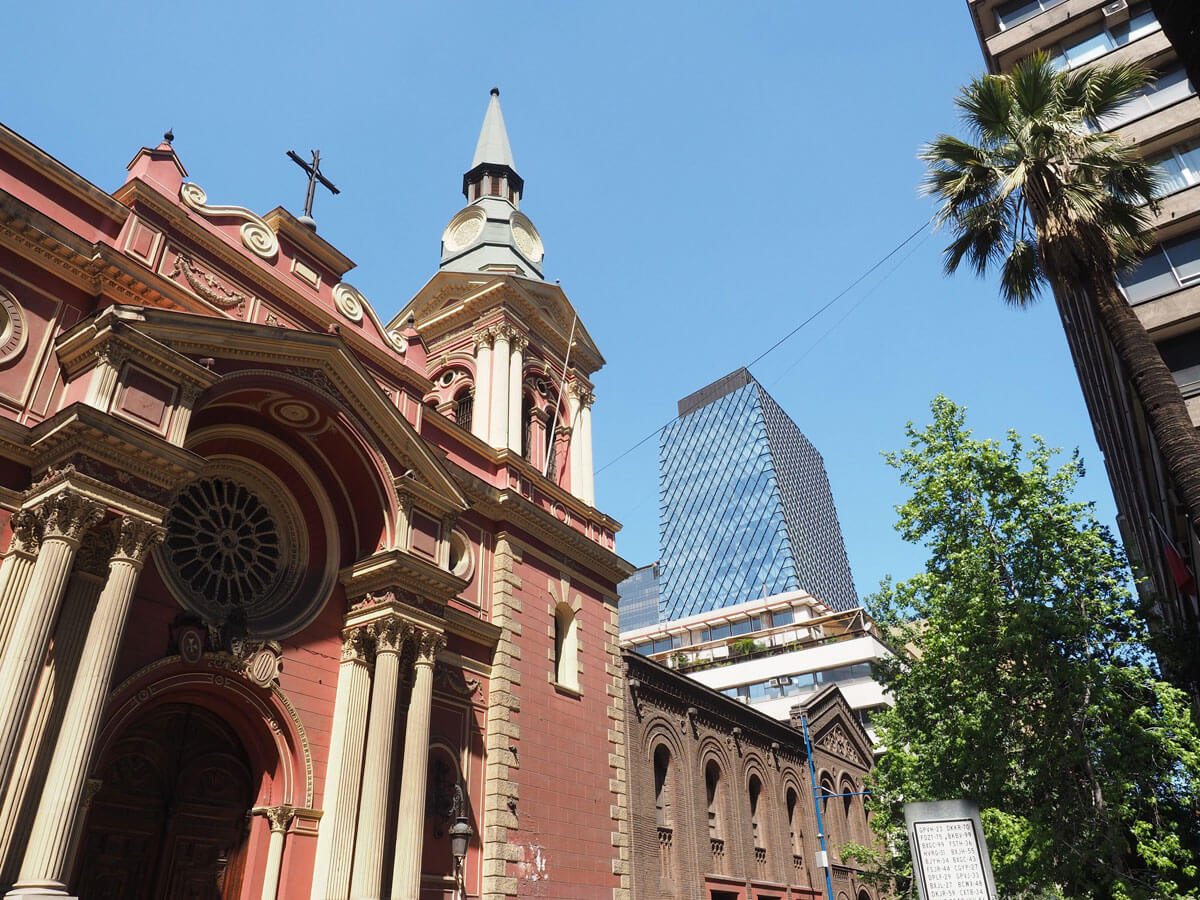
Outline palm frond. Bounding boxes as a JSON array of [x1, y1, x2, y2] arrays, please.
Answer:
[[1065, 62, 1155, 120], [1009, 53, 1060, 120], [999, 239, 1044, 307], [956, 74, 1014, 144]]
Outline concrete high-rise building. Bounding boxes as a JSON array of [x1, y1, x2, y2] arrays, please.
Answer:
[[654, 368, 858, 622], [964, 0, 1200, 697]]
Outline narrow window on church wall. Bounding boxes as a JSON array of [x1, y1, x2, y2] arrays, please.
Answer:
[[653, 744, 672, 827], [554, 602, 579, 690]]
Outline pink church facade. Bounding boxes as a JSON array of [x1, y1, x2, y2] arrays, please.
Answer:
[[0, 92, 632, 900]]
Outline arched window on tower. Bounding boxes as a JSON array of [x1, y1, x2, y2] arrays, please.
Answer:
[[787, 786, 803, 873], [544, 412, 557, 481], [553, 602, 578, 690], [454, 387, 474, 433]]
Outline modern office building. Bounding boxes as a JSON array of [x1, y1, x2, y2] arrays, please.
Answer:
[[622, 589, 891, 747], [618, 561, 662, 631], [655, 368, 858, 623], [964, 0, 1200, 699]]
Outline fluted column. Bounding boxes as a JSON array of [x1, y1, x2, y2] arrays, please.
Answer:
[[0, 570, 103, 885], [349, 620, 408, 900], [260, 806, 295, 900], [8, 517, 162, 897], [507, 335, 527, 453], [489, 327, 512, 448], [310, 629, 373, 900], [391, 629, 445, 900], [0, 492, 103, 796], [0, 510, 42, 654], [471, 333, 493, 442], [579, 390, 595, 506], [567, 387, 584, 501]]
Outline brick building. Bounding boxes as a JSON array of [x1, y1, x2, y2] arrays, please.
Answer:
[[0, 89, 633, 899], [623, 649, 877, 900]]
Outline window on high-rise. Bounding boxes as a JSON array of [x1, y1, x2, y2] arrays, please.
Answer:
[[1119, 230, 1200, 303], [1095, 64, 1194, 130], [1050, 3, 1158, 69], [995, 0, 1066, 31], [1149, 139, 1200, 196]]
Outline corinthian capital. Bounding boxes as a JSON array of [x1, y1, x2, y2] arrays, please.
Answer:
[[9, 508, 43, 555], [414, 628, 446, 664], [40, 491, 105, 543], [112, 517, 166, 565], [473, 329, 495, 352], [376, 618, 413, 655], [341, 626, 375, 665], [510, 333, 529, 354]]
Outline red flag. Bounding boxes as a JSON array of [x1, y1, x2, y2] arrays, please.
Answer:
[[1152, 515, 1198, 599]]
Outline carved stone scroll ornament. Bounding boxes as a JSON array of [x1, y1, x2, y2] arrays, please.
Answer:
[[179, 182, 280, 260], [331, 283, 365, 324], [170, 254, 250, 312]]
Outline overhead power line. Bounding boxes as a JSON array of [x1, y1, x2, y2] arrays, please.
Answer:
[[595, 217, 933, 477]]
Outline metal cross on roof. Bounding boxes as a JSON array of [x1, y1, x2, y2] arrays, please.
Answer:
[[286, 149, 340, 221]]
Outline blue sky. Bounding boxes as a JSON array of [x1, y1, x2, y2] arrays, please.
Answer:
[[2, 1, 1119, 598]]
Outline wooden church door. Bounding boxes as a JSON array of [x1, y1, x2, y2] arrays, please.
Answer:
[[74, 704, 254, 900]]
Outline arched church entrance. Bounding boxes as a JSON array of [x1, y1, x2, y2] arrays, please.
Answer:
[[73, 703, 254, 900]]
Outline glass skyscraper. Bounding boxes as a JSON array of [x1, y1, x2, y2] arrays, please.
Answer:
[[622, 368, 857, 626]]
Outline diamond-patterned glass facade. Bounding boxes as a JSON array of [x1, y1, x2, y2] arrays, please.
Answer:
[[616, 563, 661, 631], [654, 372, 858, 620]]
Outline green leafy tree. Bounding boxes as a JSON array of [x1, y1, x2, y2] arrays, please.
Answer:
[[921, 54, 1200, 542], [848, 397, 1200, 900]]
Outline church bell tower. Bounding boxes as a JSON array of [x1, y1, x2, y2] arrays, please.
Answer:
[[439, 88, 545, 280], [393, 89, 604, 508]]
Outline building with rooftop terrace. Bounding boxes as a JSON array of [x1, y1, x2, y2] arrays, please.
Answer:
[[622, 589, 892, 747]]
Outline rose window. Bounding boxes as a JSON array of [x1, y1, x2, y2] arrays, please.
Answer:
[[158, 461, 308, 637], [165, 478, 282, 610]]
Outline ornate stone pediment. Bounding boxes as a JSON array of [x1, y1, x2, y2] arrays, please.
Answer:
[[816, 724, 864, 767]]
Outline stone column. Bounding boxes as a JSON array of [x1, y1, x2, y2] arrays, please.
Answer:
[[471, 332, 492, 443], [0, 492, 103, 795], [391, 629, 445, 900], [0, 510, 42, 654], [165, 383, 204, 446], [0, 570, 103, 885], [489, 327, 512, 449], [579, 390, 595, 506], [309, 629, 373, 900], [567, 387, 584, 501], [349, 620, 408, 900], [260, 806, 295, 900], [9, 516, 163, 897], [507, 335, 527, 454]]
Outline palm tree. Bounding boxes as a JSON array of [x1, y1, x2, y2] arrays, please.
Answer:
[[922, 53, 1200, 541]]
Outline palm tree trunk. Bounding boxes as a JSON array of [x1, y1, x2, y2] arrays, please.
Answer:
[[1045, 230, 1200, 538]]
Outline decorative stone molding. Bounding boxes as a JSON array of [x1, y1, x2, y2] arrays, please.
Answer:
[[38, 491, 105, 544], [179, 182, 279, 260], [374, 617, 412, 655], [73, 523, 118, 577], [170, 254, 250, 312], [816, 724, 865, 767], [510, 334, 529, 354], [331, 282, 366, 324]]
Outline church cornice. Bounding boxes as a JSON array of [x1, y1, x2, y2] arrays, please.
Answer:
[[0, 123, 132, 223], [447, 461, 632, 587], [393, 273, 606, 376]]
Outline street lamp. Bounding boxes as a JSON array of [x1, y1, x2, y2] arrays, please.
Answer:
[[450, 814, 473, 899]]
